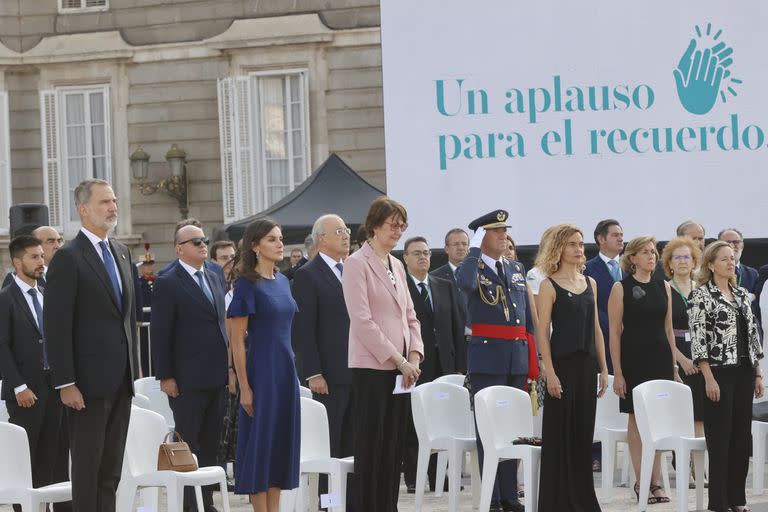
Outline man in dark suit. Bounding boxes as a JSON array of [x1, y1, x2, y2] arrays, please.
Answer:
[[431, 228, 471, 333], [157, 218, 227, 289], [718, 228, 758, 295], [2, 225, 62, 289], [291, 214, 355, 509], [283, 247, 308, 281], [583, 219, 624, 374], [0, 236, 71, 512], [402, 235, 466, 493], [44, 179, 137, 512], [152, 224, 229, 512]]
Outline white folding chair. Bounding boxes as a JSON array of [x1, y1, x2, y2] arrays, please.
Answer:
[[117, 406, 230, 512], [411, 382, 479, 512], [433, 374, 466, 387], [593, 374, 630, 500], [0, 380, 6, 423], [474, 385, 540, 512], [633, 380, 705, 512], [297, 397, 354, 512], [299, 386, 313, 399], [0, 422, 72, 510], [753, 421, 768, 493], [132, 393, 152, 410], [134, 377, 175, 430]]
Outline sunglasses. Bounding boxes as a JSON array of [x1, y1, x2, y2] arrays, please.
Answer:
[[178, 237, 209, 247]]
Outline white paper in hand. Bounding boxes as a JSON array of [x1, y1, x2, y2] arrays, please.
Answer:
[[320, 493, 342, 508], [393, 375, 412, 394]]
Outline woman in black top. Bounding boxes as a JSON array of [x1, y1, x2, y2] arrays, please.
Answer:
[[536, 224, 608, 512], [609, 236, 677, 504], [660, 237, 704, 436], [689, 241, 764, 512]]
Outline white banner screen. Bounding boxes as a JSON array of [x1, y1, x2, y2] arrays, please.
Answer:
[[381, 1, 768, 246]]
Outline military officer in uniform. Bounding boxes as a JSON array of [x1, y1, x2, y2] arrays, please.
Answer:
[[456, 210, 539, 512]]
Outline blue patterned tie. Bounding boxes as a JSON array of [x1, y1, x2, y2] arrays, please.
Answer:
[[607, 259, 620, 282], [98, 240, 123, 311], [195, 270, 215, 305], [27, 288, 49, 370], [335, 262, 344, 277]]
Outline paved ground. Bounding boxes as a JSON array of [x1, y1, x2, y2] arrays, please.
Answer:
[[7, 472, 768, 512]]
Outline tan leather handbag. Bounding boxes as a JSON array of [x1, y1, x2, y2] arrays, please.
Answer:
[[157, 431, 198, 472]]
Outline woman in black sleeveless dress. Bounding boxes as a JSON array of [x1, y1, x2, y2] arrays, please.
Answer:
[[609, 236, 677, 504], [535, 225, 609, 512]]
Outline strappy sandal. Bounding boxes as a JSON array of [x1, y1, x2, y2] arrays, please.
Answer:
[[649, 485, 670, 504], [634, 483, 659, 505]]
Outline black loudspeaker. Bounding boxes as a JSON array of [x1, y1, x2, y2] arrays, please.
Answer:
[[9, 204, 49, 237]]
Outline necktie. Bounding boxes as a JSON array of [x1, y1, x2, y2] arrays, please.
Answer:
[[335, 262, 344, 277], [98, 240, 123, 311], [495, 261, 506, 285], [27, 288, 49, 370], [195, 270, 215, 305], [418, 282, 433, 313], [607, 259, 620, 282]]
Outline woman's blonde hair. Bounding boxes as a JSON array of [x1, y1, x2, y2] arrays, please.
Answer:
[[696, 241, 738, 288], [534, 224, 585, 276], [660, 236, 701, 279], [620, 235, 658, 274]]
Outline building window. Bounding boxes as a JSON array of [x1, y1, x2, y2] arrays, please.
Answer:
[[59, 0, 108, 12], [40, 86, 112, 234], [0, 91, 11, 235], [217, 70, 309, 223]]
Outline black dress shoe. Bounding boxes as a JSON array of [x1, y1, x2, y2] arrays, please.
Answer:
[[406, 483, 416, 494], [489, 504, 503, 512], [501, 499, 525, 512]]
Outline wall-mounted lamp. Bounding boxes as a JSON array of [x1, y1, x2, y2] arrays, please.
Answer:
[[130, 144, 189, 218]]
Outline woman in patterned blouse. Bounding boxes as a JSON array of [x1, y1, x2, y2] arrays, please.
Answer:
[[689, 240, 764, 512]]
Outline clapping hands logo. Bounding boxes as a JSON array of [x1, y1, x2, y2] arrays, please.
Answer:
[[674, 23, 740, 115]]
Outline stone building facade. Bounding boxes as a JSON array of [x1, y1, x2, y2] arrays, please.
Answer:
[[0, 0, 385, 267]]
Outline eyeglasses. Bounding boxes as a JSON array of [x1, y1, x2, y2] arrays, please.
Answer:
[[178, 237, 209, 246], [334, 227, 351, 236], [723, 239, 743, 247], [383, 221, 408, 232], [408, 250, 431, 258], [447, 242, 468, 248], [672, 255, 692, 261]]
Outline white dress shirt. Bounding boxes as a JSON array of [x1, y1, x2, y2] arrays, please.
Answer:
[[80, 227, 123, 293], [481, 253, 505, 277], [12, 275, 43, 395], [319, 252, 343, 281], [598, 252, 622, 280], [526, 266, 547, 295], [409, 274, 433, 306]]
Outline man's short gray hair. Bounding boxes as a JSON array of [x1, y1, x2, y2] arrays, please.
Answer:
[[74, 179, 110, 209], [676, 220, 705, 237], [311, 214, 344, 245]]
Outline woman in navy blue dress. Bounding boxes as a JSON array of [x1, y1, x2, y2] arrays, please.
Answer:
[[228, 218, 300, 512]]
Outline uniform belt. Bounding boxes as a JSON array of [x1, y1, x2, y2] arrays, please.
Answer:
[[471, 324, 527, 340]]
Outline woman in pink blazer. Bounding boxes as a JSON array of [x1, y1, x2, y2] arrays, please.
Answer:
[[342, 196, 424, 512]]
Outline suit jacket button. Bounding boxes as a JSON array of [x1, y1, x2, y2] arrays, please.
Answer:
[[513, 303, 517, 308], [516, 319, 520, 324]]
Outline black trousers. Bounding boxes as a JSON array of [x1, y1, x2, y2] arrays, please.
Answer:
[[169, 387, 225, 511], [7, 373, 72, 512], [351, 369, 408, 512], [68, 380, 132, 512], [702, 363, 754, 512]]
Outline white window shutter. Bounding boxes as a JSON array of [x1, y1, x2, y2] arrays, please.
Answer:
[[217, 77, 238, 224], [234, 76, 256, 217], [0, 91, 10, 234], [40, 90, 62, 230], [218, 76, 256, 223]]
